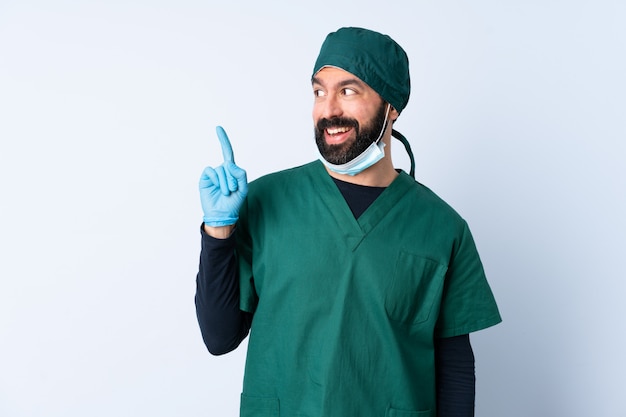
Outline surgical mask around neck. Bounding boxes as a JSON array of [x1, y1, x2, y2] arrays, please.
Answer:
[[319, 104, 390, 176], [319, 140, 386, 176]]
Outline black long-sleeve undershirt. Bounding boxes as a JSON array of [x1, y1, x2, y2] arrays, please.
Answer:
[[195, 177, 476, 416], [195, 230, 251, 355]]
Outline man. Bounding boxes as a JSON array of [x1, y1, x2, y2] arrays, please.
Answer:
[[196, 27, 501, 417]]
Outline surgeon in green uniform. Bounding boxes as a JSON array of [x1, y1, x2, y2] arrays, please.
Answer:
[[196, 27, 501, 417]]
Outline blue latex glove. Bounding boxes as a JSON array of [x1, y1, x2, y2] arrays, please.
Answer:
[[199, 126, 248, 227]]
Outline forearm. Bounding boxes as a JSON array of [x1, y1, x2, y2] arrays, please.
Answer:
[[195, 225, 251, 355], [435, 334, 476, 417]]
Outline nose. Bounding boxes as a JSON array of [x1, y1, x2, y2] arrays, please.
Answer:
[[317, 94, 343, 120]]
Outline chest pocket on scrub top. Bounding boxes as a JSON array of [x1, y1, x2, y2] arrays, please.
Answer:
[[384, 251, 447, 325]]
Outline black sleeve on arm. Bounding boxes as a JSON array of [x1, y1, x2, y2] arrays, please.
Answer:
[[195, 225, 252, 355], [435, 334, 476, 417]]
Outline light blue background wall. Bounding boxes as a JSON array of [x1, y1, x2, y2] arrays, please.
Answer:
[[1, 1, 624, 416]]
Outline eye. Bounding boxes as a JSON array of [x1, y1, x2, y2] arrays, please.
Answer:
[[342, 88, 357, 96], [313, 88, 326, 98]]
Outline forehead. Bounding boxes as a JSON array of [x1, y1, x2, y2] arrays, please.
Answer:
[[312, 66, 371, 89]]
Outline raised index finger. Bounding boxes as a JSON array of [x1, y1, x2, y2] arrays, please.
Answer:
[[216, 126, 235, 163]]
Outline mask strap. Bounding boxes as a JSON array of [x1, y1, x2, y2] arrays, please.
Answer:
[[374, 104, 391, 144], [392, 129, 415, 178]]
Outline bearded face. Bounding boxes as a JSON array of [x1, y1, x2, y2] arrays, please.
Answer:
[[315, 101, 388, 165]]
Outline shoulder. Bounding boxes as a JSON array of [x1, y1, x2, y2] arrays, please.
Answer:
[[239, 161, 324, 227], [248, 161, 322, 195], [398, 172, 466, 226]]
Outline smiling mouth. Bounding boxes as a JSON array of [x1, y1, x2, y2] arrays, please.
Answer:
[[326, 126, 352, 135], [325, 127, 353, 145]]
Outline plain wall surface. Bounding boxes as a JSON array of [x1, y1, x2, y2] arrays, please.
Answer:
[[1, 1, 625, 416]]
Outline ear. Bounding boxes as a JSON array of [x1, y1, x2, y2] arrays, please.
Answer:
[[390, 106, 400, 122]]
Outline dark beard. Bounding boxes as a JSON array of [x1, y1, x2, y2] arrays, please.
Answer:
[[315, 103, 388, 165]]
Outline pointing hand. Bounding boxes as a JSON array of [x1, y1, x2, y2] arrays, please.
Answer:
[[199, 126, 248, 227]]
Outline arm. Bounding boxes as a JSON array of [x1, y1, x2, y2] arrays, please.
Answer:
[[434, 221, 501, 415], [196, 126, 250, 355], [204, 224, 235, 239], [195, 225, 251, 355], [435, 334, 476, 417]]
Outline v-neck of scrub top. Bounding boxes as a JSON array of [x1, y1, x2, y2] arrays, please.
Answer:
[[309, 161, 416, 250], [331, 177, 385, 219]]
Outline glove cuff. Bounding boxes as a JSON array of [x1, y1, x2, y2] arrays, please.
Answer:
[[203, 216, 238, 227]]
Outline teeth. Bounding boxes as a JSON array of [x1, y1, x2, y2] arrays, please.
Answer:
[[327, 126, 351, 135]]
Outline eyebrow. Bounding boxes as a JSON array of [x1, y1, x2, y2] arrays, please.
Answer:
[[311, 76, 366, 89]]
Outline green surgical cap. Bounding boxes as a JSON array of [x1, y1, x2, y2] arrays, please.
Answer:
[[312, 27, 410, 114]]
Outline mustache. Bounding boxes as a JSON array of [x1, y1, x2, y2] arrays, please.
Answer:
[[316, 117, 359, 132]]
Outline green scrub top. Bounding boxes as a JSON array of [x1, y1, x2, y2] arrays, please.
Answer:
[[236, 161, 501, 417]]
